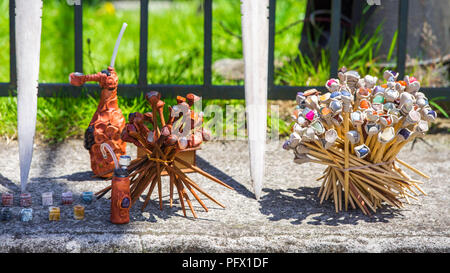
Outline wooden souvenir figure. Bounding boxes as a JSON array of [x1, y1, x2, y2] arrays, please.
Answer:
[[68, 23, 128, 177], [69, 67, 126, 177], [95, 92, 234, 218], [284, 70, 433, 215]]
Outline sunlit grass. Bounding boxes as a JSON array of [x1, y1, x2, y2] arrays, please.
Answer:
[[0, 0, 446, 143], [0, 92, 290, 143]]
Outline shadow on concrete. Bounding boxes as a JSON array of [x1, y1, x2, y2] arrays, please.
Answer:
[[259, 187, 404, 226], [40, 171, 104, 183], [136, 196, 219, 222], [0, 173, 20, 192], [196, 155, 255, 199]]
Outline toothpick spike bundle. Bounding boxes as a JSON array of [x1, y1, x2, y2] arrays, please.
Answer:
[[284, 69, 435, 215], [95, 92, 233, 218]]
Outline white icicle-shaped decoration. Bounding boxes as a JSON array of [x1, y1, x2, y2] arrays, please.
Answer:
[[241, 0, 269, 199], [16, 0, 43, 192]]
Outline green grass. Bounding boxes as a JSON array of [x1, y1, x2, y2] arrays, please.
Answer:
[[0, 0, 447, 143], [0, 0, 308, 84], [0, 0, 10, 81], [0, 92, 288, 143], [0, 0, 304, 142]]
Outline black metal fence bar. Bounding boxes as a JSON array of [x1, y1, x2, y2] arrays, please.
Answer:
[[139, 0, 149, 86], [267, 0, 276, 92], [203, 0, 212, 87], [0, 0, 448, 101], [396, 0, 408, 79], [138, 0, 148, 86], [74, 1, 83, 73], [9, 0, 16, 87], [36, 83, 246, 99], [329, 0, 341, 78]]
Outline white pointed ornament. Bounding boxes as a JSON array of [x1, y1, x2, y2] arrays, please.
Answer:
[[241, 0, 269, 199], [16, 0, 43, 192]]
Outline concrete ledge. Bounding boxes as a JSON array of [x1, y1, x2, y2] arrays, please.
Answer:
[[0, 136, 449, 253]]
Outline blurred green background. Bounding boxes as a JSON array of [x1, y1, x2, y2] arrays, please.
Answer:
[[0, 0, 448, 142]]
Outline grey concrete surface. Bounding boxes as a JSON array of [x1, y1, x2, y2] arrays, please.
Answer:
[[0, 135, 449, 253]]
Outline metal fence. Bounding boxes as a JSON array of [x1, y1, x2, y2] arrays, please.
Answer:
[[0, 0, 448, 100]]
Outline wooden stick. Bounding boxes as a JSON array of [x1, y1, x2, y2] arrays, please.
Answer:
[[365, 134, 374, 147], [368, 135, 378, 156], [351, 173, 400, 207], [183, 179, 209, 212], [169, 171, 174, 207], [168, 164, 226, 208], [318, 168, 331, 197], [394, 118, 404, 132], [344, 112, 350, 210], [374, 143, 387, 163], [323, 171, 334, 202], [155, 151, 163, 210], [174, 157, 233, 190], [348, 181, 371, 215], [174, 177, 187, 217], [395, 158, 430, 179], [337, 182, 342, 212], [312, 141, 343, 169], [334, 168, 371, 215], [180, 183, 198, 218], [351, 180, 377, 213], [316, 173, 327, 181], [383, 140, 404, 161], [131, 170, 157, 206], [332, 169, 338, 213], [141, 175, 159, 211], [356, 125, 365, 145], [320, 171, 331, 203]]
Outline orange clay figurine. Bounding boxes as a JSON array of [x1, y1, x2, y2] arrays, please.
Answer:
[[69, 23, 128, 177], [69, 67, 126, 177]]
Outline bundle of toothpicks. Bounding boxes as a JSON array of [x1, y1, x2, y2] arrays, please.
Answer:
[[95, 92, 233, 218], [283, 69, 436, 215]]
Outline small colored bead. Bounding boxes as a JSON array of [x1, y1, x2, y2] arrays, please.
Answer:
[[20, 193, 32, 207], [20, 208, 33, 222], [61, 192, 73, 205], [49, 207, 61, 221], [305, 111, 315, 121], [73, 205, 85, 220], [81, 192, 94, 204], [42, 192, 53, 206], [1, 207, 11, 221], [2, 193, 13, 207]]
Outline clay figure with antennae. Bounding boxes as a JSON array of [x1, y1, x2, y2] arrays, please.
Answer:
[[69, 23, 128, 178], [101, 143, 131, 224], [95, 92, 234, 219]]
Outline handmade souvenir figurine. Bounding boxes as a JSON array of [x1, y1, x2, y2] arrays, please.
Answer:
[[20, 193, 32, 207], [81, 192, 94, 205], [69, 23, 128, 177], [61, 192, 73, 205], [1, 207, 11, 221], [99, 142, 131, 224], [42, 192, 53, 206], [2, 193, 13, 207], [73, 205, 85, 220], [20, 208, 33, 222], [49, 207, 60, 221], [95, 92, 233, 218], [283, 69, 434, 215]]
